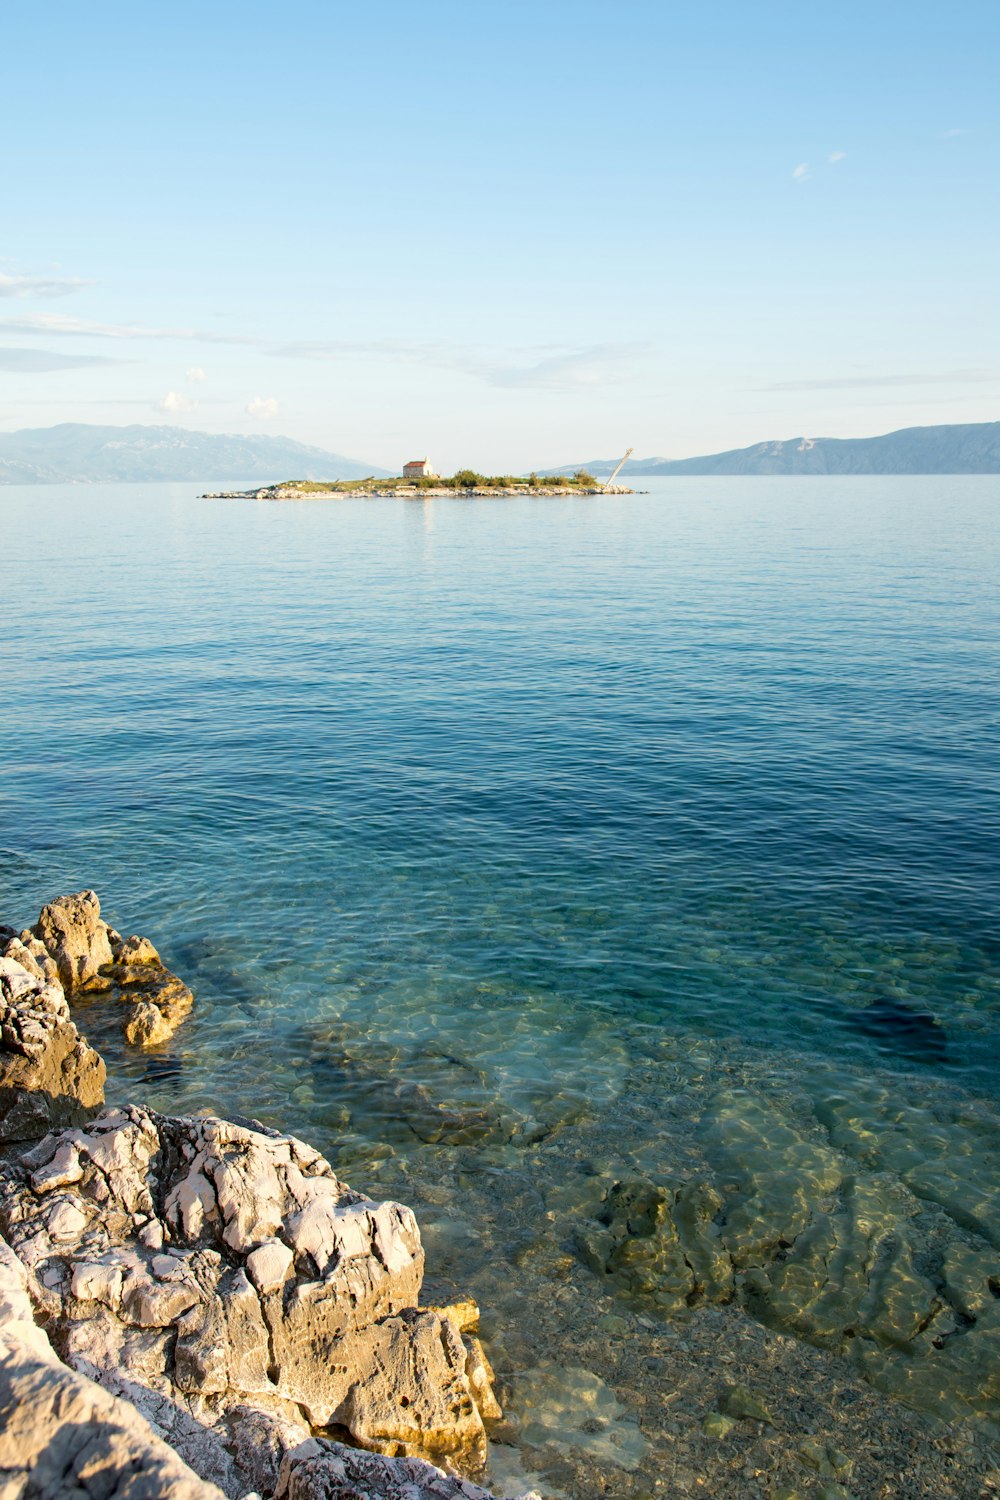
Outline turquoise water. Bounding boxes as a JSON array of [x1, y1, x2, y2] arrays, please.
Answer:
[[2, 478, 999, 1492]]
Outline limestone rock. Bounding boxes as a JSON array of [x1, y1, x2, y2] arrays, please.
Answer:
[[0, 929, 60, 987], [0, 1232, 225, 1499], [106, 928, 195, 1047], [26, 890, 194, 1047], [123, 997, 175, 1047], [0, 954, 105, 1144], [114, 933, 161, 965], [33, 889, 114, 993], [275, 1438, 541, 1500], [0, 1107, 499, 1486], [334, 1309, 487, 1467], [224, 1403, 312, 1497]]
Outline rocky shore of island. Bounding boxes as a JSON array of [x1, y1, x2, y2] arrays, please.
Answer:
[[0, 892, 531, 1500], [201, 481, 636, 501]]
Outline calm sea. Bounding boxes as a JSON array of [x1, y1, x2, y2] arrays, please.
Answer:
[[2, 477, 998, 1489]]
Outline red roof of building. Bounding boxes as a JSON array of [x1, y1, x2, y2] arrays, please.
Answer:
[[404, 458, 428, 465]]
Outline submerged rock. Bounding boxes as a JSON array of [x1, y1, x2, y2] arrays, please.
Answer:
[[304, 1023, 525, 1147], [719, 1382, 774, 1425], [849, 995, 948, 1065], [576, 1175, 732, 1311], [507, 1362, 649, 1472], [575, 1083, 1000, 1428]]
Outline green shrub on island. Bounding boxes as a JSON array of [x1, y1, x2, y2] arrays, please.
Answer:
[[269, 478, 378, 492], [428, 470, 599, 490]]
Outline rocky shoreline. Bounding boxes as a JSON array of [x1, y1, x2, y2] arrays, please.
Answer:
[[201, 486, 636, 500], [0, 892, 528, 1500]]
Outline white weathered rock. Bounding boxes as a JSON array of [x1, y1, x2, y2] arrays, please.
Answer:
[[0, 954, 105, 1144], [247, 1236, 295, 1292], [0, 931, 60, 988], [1, 894, 521, 1500], [0, 1107, 499, 1490], [0, 1232, 226, 1499]]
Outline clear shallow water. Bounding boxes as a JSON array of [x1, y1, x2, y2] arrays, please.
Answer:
[[2, 478, 1000, 1493]]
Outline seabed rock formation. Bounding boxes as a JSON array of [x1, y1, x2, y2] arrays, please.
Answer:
[[0, 895, 520, 1500], [573, 1083, 1000, 1429]]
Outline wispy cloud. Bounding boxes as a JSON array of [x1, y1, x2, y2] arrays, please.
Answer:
[[942, 127, 968, 138], [828, 150, 846, 163], [479, 344, 646, 390], [247, 395, 279, 419], [0, 347, 129, 372], [1, 310, 648, 392], [762, 368, 995, 392], [269, 338, 649, 391], [0, 272, 95, 299], [792, 162, 810, 182], [0, 312, 257, 344], [156, 390, 198, 414]]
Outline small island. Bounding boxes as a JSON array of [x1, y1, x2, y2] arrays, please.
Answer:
[[203, 467, 636, 500]]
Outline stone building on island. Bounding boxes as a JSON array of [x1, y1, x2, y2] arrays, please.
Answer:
[[403, 457, 437, 479]]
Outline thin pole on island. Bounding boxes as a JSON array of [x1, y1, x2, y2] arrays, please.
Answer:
[[603, 447, 634, 492]]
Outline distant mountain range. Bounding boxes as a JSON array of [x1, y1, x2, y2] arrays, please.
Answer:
[[3, 418, 997, 485], [544, 421, 1000, 477], [0, 423, 388, 484]]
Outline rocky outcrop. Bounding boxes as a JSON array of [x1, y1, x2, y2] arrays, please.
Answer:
[[0, 954, 105, 1144], [27, 889, 194, 1048], [0, 1232, 225, 1499], [0, 1106, 500, 1495], [103, 932, 194, 1047], [33, 889, 115, 994]]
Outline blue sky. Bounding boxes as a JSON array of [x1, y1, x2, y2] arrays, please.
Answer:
[[1, 0, 997, 470]]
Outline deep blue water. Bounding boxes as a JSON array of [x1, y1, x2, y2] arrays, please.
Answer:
[[2, 477, 997, 1100]]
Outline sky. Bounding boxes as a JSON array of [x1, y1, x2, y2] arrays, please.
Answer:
[[1, 0, 998, 472]]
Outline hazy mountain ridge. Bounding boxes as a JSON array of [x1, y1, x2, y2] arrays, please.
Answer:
[[544, 421, 1000, 476], [0, 424, 388, 484]]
